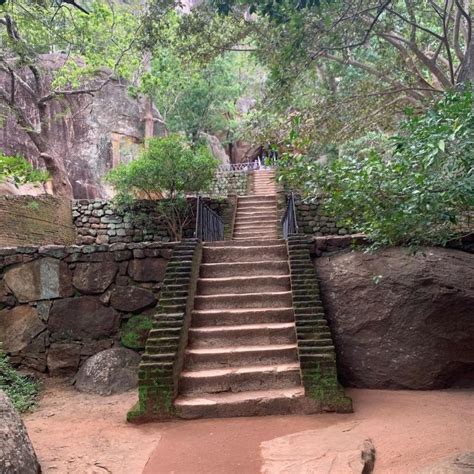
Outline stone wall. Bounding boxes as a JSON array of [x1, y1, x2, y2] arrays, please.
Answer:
[[73, 197, 235, 245], [293, 195, 350, 236], [0, 196, 75, 247], [208, 170, 249, 197], [0, 241, 175, 375]]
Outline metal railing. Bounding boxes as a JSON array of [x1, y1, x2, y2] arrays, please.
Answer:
[[282, 192, 299, 239], [218, 158, 277, 172], [195, 195, 225, 241]]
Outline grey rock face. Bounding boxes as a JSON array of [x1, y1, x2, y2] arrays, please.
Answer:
[[317, 247, 474, 389], [0, 390, 41, 474], [4, 258, 73, 303], [75, 348, 140, 395]]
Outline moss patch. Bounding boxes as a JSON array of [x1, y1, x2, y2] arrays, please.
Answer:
[[121, 314, 154, 350]]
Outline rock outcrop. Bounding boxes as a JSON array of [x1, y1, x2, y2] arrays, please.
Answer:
[[418, 452, 474, 473], [0, 390, 41, 474], [0, 54, 165, 199], [75, 348, 140, 395], [317, 247, 474, 389]]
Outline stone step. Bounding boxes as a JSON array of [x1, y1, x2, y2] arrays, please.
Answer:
[[174, 387, 309, 419], [236, 210, 278, 216], [237, 201, 276, 208], [188, 323, 297, 347], [238, 195, 276, 203], [233, 230, 279, 239], [233, 225, 278, 234], [194, 291, 293, 310], [234, 216, 278, 225], [200, 261, 289, 278], [197, 275, 291, 295], [233, 220, 279, 229], [184, 344, 299, 369], [179, 363, 301, 394], [202, 245, 286, 263], [205, 239, 283, 248], [191, 308, 295, 327]]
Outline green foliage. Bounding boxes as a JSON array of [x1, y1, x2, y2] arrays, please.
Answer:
[[107, 134, 218, 199], [121, 314, 154, 350], [1, 1, 142, 87], [0, 152, 49, 187], [0, 350, 40, 413], [106, 134, 218, 240], [212, 0, 329, 21], [279, 91, 474, 247]]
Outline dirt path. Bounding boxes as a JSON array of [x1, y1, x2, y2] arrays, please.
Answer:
[[23, 380, 160, 473], [24, 382, 473, 473]]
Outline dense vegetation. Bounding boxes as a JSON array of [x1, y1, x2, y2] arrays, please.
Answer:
[[1, 0, 472, 246], [106, 134, 218, 240]]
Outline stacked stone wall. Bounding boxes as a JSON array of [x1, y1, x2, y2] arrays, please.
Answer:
[[0, 241, 176, 375], [73, 197, 235, 245], [293, 195, 350, 237], [0, 195, 75, 247], [208, 170, 249, 197]]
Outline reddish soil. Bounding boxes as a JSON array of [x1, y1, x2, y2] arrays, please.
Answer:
[[24, 382, 473, 473]]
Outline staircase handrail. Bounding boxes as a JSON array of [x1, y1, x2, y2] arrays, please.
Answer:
[[195, 195, 225, 241]]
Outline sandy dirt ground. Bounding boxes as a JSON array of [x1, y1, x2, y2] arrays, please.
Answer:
[[24, 381, 473, 474]]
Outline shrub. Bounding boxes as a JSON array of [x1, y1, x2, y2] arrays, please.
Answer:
[[106, 134, 219, 240], [0, 350, 40, 413], [0, 152, 49, 187]]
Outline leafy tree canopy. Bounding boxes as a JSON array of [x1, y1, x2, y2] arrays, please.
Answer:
[[278, 90, 474, 247]]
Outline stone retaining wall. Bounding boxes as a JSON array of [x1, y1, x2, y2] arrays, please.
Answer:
[[209, 170, 249, 197], [293, 195, 350, 236], [0, 242, 176, 375], [73, 197, 235, 245], [0, 195, 75, 247]]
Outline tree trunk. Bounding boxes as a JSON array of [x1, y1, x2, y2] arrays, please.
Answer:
[[144, 96, 155, 141], [39, 152, 73, 198], [458, 38, 474, 87]]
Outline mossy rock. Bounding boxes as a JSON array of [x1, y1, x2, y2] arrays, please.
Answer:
[[121, 314, 154, 350]]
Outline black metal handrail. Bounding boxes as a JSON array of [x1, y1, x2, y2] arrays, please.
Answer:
[[282, 192, 299, 239], [195, 195, 225, 241]]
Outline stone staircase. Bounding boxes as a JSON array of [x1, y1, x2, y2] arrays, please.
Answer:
[[131, 169, 351, 422], [174, 170, 314, 418]]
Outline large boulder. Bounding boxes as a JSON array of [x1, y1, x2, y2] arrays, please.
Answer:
[[4, 258, 73, 303], [317, 247, 474, 389], [0, 306, 46, 353], [0, 53, 166, 199], [72, 261, 118, 294], [0, 390, 41, 474], [128, 258, 167, 282], [74, 348, 140, 395], [48, 296, 120, 340], [109, 286, 156, 312], [419, 452, 474, 473]]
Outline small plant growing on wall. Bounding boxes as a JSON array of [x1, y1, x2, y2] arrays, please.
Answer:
[[106, 134, 218, 241]]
